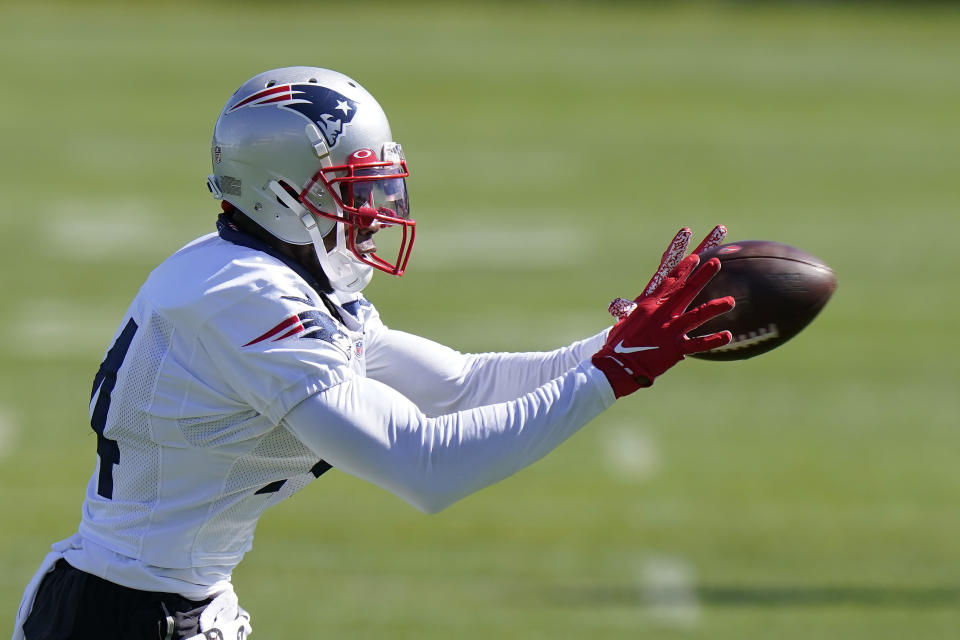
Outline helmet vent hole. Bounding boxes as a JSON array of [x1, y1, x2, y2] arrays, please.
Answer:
[[266, 81, 276, 88], [348, 81, 357, 88], [308, 78, 318, 83]]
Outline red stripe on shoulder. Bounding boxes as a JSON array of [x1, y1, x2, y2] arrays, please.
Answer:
[[243, 314, 301, 347], [273, 325, 305, 342]]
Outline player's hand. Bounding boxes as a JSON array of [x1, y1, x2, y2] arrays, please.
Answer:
[[608, 225, 727, 320], [184, 590, 253, 640], [592, 250, 734, 398]]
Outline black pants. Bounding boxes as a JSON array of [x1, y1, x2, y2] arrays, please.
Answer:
[[23, 560, 213, 640]]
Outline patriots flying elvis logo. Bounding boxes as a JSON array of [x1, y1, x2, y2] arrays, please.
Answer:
[[243, 310, 350, 353], [229, 83, 358, 148]]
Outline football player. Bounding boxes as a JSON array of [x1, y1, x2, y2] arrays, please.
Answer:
[[13, 66, 734, 639]]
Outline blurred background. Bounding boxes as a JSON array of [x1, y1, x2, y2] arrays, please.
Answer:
[[1, 1, 958, 637]]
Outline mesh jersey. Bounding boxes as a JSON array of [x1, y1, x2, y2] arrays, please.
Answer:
[[77, 231, 375, 587]]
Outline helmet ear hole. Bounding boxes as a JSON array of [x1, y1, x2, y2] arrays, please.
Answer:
[[274, 181, 300, 207]]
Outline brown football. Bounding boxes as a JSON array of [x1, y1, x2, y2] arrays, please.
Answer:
[[688, 240, 837, 361]]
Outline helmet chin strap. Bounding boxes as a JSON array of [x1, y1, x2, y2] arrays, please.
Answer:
[[268, 181, 373, 294], [316, 223, 374, 294]]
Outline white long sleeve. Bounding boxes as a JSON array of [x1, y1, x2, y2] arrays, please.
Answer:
[[364, 328, 609, 415], [283, 361, 615, 513]]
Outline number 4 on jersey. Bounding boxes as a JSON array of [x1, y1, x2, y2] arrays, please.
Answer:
[[89, 318, 138, 499]]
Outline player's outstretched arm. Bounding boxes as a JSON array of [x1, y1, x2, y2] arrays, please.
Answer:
[[364, 328, 609, 416], [284, 361, 614, 514]]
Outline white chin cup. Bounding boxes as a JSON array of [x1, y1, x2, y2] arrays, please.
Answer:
[[267, 181, 373, 294], [317, 235, 374, 293]]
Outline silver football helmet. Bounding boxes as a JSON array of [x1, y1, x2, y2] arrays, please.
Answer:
[[208, 67, 414, 293]]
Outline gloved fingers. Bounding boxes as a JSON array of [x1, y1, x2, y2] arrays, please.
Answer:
[[636, 225, 726, 301], [683, 329, 733, 355], [657, 253, 702, 301], [607, 297, 638, 321], [669, 255, 723, 312], [676, 295, 735, 334], [642, 227, 692, 297], [690, 224, 727, 256], [661, 228, 693, 263]]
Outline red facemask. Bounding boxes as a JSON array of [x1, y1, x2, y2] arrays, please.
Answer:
[[298, 146, 415, 276]]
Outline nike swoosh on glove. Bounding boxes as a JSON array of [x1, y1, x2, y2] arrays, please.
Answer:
[[592, 251, 734, 398]]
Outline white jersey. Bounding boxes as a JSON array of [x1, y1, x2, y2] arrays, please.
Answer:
[[65, 221, 614, 599]]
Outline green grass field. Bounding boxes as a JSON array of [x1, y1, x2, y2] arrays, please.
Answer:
[[1, 1, 959, 637]]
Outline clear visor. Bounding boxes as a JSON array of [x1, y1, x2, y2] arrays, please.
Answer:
[[345, 165, 411, 225], [301, 158, 410, 226], [352, 166, 413, 275]]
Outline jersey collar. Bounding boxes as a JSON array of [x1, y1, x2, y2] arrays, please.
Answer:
[[215, 213, 329, 291], [216, 213, 346, 323]]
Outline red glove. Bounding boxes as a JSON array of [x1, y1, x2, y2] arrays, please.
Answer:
[[593, 247, 735, 398], [608, 225, 728, 320]]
